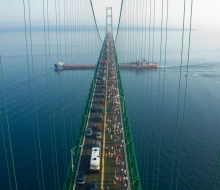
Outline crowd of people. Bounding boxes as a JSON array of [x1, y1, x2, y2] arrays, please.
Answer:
[[103, 33, 129, 190]]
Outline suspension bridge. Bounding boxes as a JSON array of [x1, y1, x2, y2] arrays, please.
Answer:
[[60, 7, 142, 190], [0, 0, 220, 190]]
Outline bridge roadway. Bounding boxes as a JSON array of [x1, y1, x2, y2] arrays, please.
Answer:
[[73, 33, 129, 190]]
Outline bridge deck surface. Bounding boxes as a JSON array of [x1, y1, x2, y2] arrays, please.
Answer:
[[74, 34, 129, 190]]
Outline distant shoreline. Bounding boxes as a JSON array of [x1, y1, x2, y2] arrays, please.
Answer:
[[0, 25, 196, 32]]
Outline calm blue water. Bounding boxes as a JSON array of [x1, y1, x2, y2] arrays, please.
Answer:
[[0, 28, 220, 190]]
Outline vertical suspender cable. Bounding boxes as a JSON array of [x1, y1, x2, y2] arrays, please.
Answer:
[[70, 0, 73, 63], [22, 1, 41, 189], [145, 68, 152, 190], [0, 45, 18, 190], [54, 0, 65, 166], [125, 0, 127, 62], [58, 0, 62, 57], [176, 0, 193, 189], [148, 0, 152, 63], [169, 0, 187, 189], [152, 0, 164, 189], [137, 0, 141, 59], [53, 0, 61, 187], [136, 0, 140, 153], [133, 0, 136, 60], [140, 0, 144, 59], [70, 0, 75, 147], [0, 56, 13, 190], [144, 0, 151, 187], [139, 0, 144, 176], [62, 0, 68, 168], [66, 0, 70, 64], [143, 0, 147, 62], [127, 0, 130, 62], [130, 0, 132, 61], [27, 0, 46, 188], [139, 0, 145, 175], [148, 62, 154, 189], [60, 0, 66, 171], [46, 0, 54, 177], [156, 0, 169, 189], [67, 0, 72, 154], [82, 0, 85, 64], [54, 0, 59, 60], [56, 0, 65, 172], [44, 0, 58, 188], [42, 0, 51, 187], [76, 0, 79, 63], [151, 0, 156, 62]]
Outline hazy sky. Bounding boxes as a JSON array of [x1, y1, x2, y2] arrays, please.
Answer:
[[91, 0, 220, 31], [0, 0, 219, 31]]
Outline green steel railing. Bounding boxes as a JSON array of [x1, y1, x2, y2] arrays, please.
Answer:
[[113, 40, 142, 190], [62, 42, 105, 190]]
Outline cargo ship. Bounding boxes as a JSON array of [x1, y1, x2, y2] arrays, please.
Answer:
[[54, 61, 96, 69], [119, 59, 158, 69], [54, 59, 158, 70]]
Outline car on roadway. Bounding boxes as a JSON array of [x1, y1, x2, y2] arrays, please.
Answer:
[[96, 132, 102, 139], [77, 171, 84, 184], [99, 106, 104, 112], [98, 115, 103, 122], [94, 141, 101, 148], [100, 93, 105, 98], [91, 105, 97, 111], [90, 181, 97, 190], [100, 99, 105, 104], [86, 127, 93, 137], [96, 124, 102, 131]]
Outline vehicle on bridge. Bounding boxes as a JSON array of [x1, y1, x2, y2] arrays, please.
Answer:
[[97, 80, 105, 85], [86, 127, 93, 137], [99, 105, 104, 112], [90, 181, 97, 190], [100, 93, 105, 98], [94, 140, 101, 148], [98, 115, 103, 122], [96, 132, 102, 139], [76, 171, 85, 185], [91, 105, 97, 111], [95, 124, 102, 131], [100, 99, 105, 104], [90, 147, 100, 172]]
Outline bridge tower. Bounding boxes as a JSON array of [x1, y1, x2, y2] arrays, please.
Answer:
[[106, 7, 113, 35]]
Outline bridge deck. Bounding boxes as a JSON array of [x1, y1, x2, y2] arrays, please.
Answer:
[[74, 34, 129, 190]]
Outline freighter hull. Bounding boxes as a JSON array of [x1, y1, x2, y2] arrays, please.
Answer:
[[54, 63, 96, 69], [54, 62, 158, 70], [119, 65, 158, 69]]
